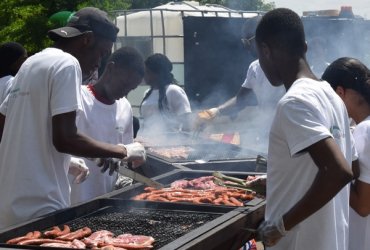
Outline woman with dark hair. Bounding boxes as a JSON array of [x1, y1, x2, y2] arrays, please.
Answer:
[[0, 42, 27, 103], [139, 53, 191, 134], [322, 57, 370, 250]]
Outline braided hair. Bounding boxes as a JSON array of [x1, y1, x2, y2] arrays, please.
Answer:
[[140, 53, 176, 115]]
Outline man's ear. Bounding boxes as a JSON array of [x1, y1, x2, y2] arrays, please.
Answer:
[[100, 61, 114, 79], [303, 41, 308, 53], [335, 86, 345, 98], [105, 61, 115, 73], [260, 42, 271, 60], [81, 32, 95, 47]]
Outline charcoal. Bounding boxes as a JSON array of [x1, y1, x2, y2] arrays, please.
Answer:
[[66, 207, 219, 249]]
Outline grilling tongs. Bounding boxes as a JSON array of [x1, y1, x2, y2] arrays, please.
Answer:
[[90, 158, 164, 189], [212, 171, 266, 193], [116, 163, 164, 189]]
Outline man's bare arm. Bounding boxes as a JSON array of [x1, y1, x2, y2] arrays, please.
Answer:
[[282, 137, 353, 230], [52, 111, 126, 159], [217, 87, 257, 115]]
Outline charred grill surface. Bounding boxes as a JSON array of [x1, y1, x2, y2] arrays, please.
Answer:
[[67, 207, 220, 249]]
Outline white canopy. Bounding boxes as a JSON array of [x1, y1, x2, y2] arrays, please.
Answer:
[[116, 1, 259, 37]]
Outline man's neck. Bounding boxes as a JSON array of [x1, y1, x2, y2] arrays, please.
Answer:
[[353, 105, 370, 124], [283, 58, 318, 90], [87, 83, 114, 105]]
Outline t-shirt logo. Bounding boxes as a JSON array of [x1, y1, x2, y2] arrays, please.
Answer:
[[116, 126, 124, 133], [330, 125, 344, 139], [60, 30, 68, 36]]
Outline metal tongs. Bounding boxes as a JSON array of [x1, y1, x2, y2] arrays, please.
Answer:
[[192, 110, 215, 141], [116, 163, 164, 189], [213, 172, 255, 192], [213, 171, 266, 194], [255, 154, 267, 172], [89, 158, 164, 189]]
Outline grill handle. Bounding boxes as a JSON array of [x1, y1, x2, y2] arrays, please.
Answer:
[[255, 155, 267, 172]]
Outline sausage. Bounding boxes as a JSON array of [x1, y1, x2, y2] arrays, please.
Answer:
[[40, 242, 73, 248], [18, 238, 68, 245], [229, 197, 244, 206], [152, 197, 170, 202], [132, 193, 151, 200], [197, 197, 213, 203], [57, 227, 92, 241], [221, 199, 236, 206], [6, 232, 34, 245], [171, 198, 202, 204], [55, 225, 71, 237], [240, 194, 255, 200], [43, 226, 61, 238]]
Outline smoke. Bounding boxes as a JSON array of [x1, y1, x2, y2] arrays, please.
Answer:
[[135, 14, 370, 164], [136, 84, 277, 159], [198, 90, 279, 156], [304, 17, 370, 78]]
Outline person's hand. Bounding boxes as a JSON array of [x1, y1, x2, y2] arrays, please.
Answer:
[[119, 142, 146, 165], [198, 108, 220, 120], [94, 158, 120, 176], [257, 217, 287, 247], [193, 108, 220, 132], [68, 157, 90, 184], [246, 174, 267, 187]]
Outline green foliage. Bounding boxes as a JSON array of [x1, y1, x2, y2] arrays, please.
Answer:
[[0, 0, 132, 54], [77, 0, 130, 13], [0, 0, 274, 54]]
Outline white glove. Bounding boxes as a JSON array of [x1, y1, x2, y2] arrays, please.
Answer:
[[69, 157, 90, 184], [119, 142, 146, 165], [246, 174, 267, 187], [257, 217, 287, 247]]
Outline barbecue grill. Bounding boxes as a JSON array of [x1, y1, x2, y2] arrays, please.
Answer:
[[146, 142, 260, 163], [141, 131, 262, 164], [0, 198, 264, 250], [175, 158, 267, 173], [132, 155, 181, 178]]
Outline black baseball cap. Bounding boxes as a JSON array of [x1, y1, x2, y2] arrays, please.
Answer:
[[48, 7, 119, 42]]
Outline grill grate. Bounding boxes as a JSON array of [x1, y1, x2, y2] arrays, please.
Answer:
[[66, 207, 220, 249], [147, 144, 244, 162]]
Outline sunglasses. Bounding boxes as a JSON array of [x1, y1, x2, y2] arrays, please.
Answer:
[[241, 36, 255, 47]]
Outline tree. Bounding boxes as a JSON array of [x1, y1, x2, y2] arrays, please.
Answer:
[[0, 0, 131, 54]]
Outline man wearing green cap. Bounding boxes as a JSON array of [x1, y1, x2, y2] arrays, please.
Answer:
[[0, 7, 146, 229]]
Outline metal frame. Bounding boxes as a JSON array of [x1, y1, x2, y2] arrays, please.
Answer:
[[111, 6, 264, 61]]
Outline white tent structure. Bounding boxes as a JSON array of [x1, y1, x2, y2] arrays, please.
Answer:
[[112, 1, 261, 114], [115, 1, 257, 63]]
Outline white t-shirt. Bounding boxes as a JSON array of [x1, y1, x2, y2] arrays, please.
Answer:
[[266, 78, 353, 250], [0, 48, 82, 230], [140, 84, 191, 133], [241, 60, 285, 110], [349, 116, 370, 250], [70, 86, 134, 204], [0, 75, 14, 105]]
